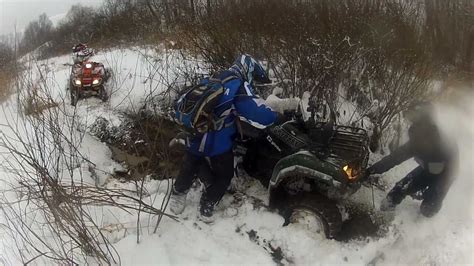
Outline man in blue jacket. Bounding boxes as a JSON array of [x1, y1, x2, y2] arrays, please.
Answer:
[[170, 55, 278, 222]]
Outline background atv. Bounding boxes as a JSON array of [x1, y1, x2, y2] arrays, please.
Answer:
[[69, 61, 110, 106], [235, 110, 370, 239]]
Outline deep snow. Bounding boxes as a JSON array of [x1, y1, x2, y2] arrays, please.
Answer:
[[0, 47, 472, 265]]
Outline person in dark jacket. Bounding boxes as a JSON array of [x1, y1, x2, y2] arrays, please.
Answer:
[[367, 103, 458, 217], [169, 55, 278, 222]]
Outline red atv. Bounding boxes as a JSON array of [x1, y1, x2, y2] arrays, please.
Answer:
[[69, 61, 110, 106]]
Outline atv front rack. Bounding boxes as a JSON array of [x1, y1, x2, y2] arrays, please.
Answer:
[[308, 122, 369, 169], [329, 125, 369, 168]]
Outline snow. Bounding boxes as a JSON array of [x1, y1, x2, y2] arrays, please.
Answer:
[[0, 47, 473, 265], [49, 13, 67, 27]]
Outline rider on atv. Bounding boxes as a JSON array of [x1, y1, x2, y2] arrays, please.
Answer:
[[72, 43, 94, 64], [71, 43, 106, 74], [68, 43, 109, 105]]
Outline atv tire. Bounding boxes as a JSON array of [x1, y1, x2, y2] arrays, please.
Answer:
[[283, 193, 342, 239], [98, 86, 108, 102], [104, 68, 112, 83], [70, 87, 79, 106]]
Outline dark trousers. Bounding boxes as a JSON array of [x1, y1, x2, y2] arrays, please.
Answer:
[[174, 150, 234, 204], [388, 166, 454, 217]]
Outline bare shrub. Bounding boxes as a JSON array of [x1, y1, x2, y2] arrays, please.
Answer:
[[0, 42, 14, 67], [424, 0, 474, 74], [0, 71, 13, 103], [0, 42, 15, 102], [0, 60, 174, 264]]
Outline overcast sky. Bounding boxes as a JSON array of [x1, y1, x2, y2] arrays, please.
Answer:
[[0, 0, 104, 36]]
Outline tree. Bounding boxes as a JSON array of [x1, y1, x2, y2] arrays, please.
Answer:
[[20, 13, 53, 53], [0, 42, 14, 69]]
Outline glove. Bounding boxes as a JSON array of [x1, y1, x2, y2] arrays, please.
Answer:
[[363, 164, 384, 180], [169, 132, 190, 148], [361, 167, 374, 182], [367, 173, 382, 184], [362, 171, 387, 191]]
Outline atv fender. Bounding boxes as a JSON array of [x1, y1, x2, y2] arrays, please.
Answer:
[[268, 151, 352, 204], [269, 152, 346, 188]]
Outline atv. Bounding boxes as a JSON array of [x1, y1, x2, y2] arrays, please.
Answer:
[[68, 61, 110, 106], [235, 109, 370, 239]]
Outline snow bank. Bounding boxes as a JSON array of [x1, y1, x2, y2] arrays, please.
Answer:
[[112, 90, 474, 265]]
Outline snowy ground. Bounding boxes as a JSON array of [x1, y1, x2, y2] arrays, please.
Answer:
[[0, 48, 472, 265]]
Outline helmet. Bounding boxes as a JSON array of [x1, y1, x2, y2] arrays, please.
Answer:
[[230, 54, 271, 84], [72, 43, 87, 53]]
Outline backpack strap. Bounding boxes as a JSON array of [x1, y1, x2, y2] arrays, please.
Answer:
[[205, 72, 240, 131], [235, 115, 244, 140]]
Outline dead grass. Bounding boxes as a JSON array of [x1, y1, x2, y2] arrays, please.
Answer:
[[92, 112, 184, 181], [21, 87, 59, 116]]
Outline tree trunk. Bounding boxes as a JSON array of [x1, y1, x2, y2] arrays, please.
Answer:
[[145, 0, 161, 27], [190, 0, 195, 20]]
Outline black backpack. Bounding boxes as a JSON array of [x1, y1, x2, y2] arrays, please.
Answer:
[[174, 71, 239, 135]]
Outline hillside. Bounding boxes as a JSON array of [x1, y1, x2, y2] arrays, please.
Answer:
[[0, 47, 472, 265]]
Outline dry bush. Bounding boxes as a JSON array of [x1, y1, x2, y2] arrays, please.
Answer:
[[21, 84, 59, 116], [15, 0, 472, 80], [175, 0, 435, 152], [0, 61, 174, 264], [0, 71, 13, 102], [183, 4, 429, 100], [0, 42, 15, 102], [0, 42, 14, 66], [424, 0, 474, 75]]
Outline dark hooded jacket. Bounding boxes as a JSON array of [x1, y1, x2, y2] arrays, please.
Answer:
[[369, 115, 457, 176]]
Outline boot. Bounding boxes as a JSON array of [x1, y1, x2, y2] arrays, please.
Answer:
[[169, 188, 187, 215], [199, 200, 216, 223], [380, 196, 396, 212]]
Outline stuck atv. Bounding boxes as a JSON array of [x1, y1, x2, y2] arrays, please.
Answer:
[[235, 109, 370, 239], [68, 61, 110, 106]]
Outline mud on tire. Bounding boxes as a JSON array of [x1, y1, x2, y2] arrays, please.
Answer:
[[283, 193, 342, 239]]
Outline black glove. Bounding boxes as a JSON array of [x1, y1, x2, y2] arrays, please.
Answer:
[[362, 167, 381, 183], [361, 168, 387, 190], [169, 131, 191, 148]]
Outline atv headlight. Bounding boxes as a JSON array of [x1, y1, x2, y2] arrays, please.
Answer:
[[74, 79, 82, 85], [92, 79, 100, 85], [85, 63, 93, 69], [343, 165, 358, 181]]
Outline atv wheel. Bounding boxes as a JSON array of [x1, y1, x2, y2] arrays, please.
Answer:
[[98, 86, 108, 102], [104, 68, 112, 83], [70, 88, 79, 106], [283, 193, 342, 239]]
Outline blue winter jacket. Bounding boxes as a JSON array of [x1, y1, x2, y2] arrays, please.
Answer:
[[186, 70, 277, 157]]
